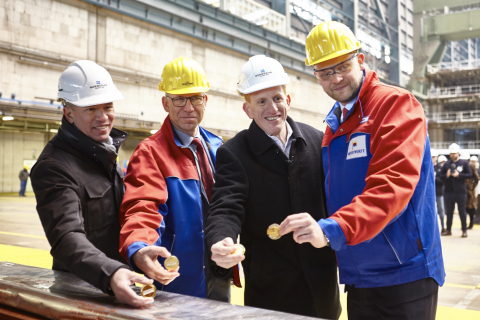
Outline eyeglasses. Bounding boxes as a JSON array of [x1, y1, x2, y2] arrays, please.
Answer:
[[166, 95, 205, 107], [313, 53, 358, 81]]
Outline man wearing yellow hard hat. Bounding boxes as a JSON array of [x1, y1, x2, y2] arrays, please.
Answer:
[[280, 21, 445, 319], [18, 166, 30, 197], [119, 57, 229, 300]]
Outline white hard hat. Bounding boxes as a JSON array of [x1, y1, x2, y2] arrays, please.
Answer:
[[58, 60, 123, 107], [438, 155, 447, 163], [237, 55, 290, 94], [431, 149, 439, 157], [448, 143, 460, 154], [460, 152, 470, 160], [470, 155, 478, 162]]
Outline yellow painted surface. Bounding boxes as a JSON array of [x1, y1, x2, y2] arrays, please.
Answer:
[[0, 231, 47, 239], [0, 243, 52, 269]]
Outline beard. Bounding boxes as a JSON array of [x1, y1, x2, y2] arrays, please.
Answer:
[[326, 76, 363, 105]]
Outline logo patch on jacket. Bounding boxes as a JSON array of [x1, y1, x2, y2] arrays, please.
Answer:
[[457, 165, 463, 172], [346, 135, 367, 160]]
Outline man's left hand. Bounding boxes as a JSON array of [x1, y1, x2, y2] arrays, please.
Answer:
[[279, 213, 328, 248], [451, 170, 459, 178]]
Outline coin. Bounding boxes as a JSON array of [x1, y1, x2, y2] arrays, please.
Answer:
[[164, 255, 180, 271], [267, 223, 281, 240], [231, 244, 245, 255], [140, 283, 156, 298]]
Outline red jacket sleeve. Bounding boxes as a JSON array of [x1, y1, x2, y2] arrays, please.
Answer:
[[119, 144, 166, 260]]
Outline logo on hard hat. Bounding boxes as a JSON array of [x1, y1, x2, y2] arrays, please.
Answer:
[[182, 82, 194, 86], [90, 80, 107, 89], [255, 69, 272, 78]]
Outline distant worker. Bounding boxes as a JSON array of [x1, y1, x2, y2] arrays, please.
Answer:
[[466, 155, 479, 229], [205, 55, 341, 318], [438, 155, 448, 167], [119, 57, 230, 301], [18, 166, 29, 197], [440, 144, 472, 237], [281, 21, 445, 320], [432, 150, 446, 233], [31, 60, 159, 307]]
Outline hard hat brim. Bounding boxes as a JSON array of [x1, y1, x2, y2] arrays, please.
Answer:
[[162, 86, 210, 95], [238, 77, 290, 95], [66, 90, 124, 107], [305, 46, 361, 66]]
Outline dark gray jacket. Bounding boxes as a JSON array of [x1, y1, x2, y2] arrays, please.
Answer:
[[440, 159, 472, 194], [205, 117, 341, 319], [19, 169, 29, 181], [31, 116, 128, 295]]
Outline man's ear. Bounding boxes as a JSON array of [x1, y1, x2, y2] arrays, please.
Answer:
[[63, 106, 74, 123], [243, 102, 254, 119], [162, 96, 170, 113], [357, 53, 366, 71]]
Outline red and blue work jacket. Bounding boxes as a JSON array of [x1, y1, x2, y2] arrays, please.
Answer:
[[119, 116, 222, 297], [318, 70, 445, 288]]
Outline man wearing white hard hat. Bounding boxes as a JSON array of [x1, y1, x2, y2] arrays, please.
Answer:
[[439, 143, 472, 237], [205, 55, 341, 318], [466, 155, 479, 229], [31, 60, 156, 307], [432, 150, 446, 233]]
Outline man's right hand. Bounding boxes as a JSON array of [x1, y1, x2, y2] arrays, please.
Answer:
[[131, 246, 180, 285], [211, 237, 244, 269], [110, 268, 154, 307]]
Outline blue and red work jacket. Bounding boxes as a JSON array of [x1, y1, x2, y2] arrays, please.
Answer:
[[319, 70, 445, 288], [119, 116, 222, 297]]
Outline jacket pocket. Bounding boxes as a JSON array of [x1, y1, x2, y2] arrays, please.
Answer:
[[83, 179, 115, 231], [382, 219, 419, 264]]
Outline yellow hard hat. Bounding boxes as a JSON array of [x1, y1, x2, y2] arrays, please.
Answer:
[[158, 57, 210, 94], [24, 166, 29, 170], [305, 21, 361, 66]]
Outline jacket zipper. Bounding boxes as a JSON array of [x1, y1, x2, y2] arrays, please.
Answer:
[[383, 231, 402, 264]]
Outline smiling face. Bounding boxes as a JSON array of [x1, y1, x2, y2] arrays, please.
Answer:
[[243, 86, 291, 140], [313, 52, 365, 105], [162, 92, 207, 137], [63, 102, 114, 142]]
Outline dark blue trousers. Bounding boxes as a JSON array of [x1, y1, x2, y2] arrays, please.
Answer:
[[19, 180, 27, 196], [444, 193, 467, 231]]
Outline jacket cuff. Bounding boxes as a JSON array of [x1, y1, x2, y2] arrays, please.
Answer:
[[127, 241, 150, 273], [318, 218, 347, 251]]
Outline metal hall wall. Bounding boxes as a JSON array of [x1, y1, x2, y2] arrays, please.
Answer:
[[0, 0, 335, 192]]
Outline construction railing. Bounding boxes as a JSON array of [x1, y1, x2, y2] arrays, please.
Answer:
[[427, 83, 480, 98], [427, 110, 480, 123], [430, 140, 480, 149], [427, 59, 480, 74]]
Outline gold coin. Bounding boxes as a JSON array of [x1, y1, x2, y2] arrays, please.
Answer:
[[231, 244, 245, 255], [140, 283, 157, 298], [164, 255, 180, 271], [267, 224, 281, 240]]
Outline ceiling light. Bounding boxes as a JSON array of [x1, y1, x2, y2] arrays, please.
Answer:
[[2, 116, 14, 121]]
